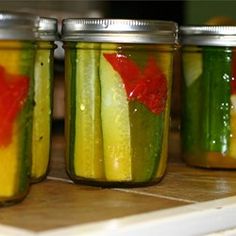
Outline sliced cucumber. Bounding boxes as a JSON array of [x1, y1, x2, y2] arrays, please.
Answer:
[[73, 42, 104, 179], [154, 48, 173, 178], [100, 49, 132, 181], [18, 42, 35, 193], [65, 43, 76, 175], [31, 42, 53, 181], [182, 78, 201, 152], [130, 101, 164, 182], [200, 47, 231, 153], [181, 47, 202, 153]]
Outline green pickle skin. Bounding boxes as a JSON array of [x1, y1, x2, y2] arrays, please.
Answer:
[[129, 101, 164, 182], [18, 43, 35, 192], [65, 42, 171, 185], [181, 46, 236, 168], [182, 77, 201, 153], [201, 47, 231, 153]]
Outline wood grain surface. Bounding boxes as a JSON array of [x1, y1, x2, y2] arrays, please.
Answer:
[[0, 131, 236, 232]]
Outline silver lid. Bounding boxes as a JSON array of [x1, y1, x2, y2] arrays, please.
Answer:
[[38, 17, 58, 41], [180, 26, 236, 46], [0, 11, 39, 40], [62, 19, 178, 44]]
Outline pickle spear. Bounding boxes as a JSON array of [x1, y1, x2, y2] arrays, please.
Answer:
[[182, 48, 202, 153], [100, 50, 132, 181], [200, 47, 231, 153], [73, 43, 104, 179], [31, 41, 52, 181]]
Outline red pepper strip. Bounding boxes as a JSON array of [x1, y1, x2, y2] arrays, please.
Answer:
[[231, 50, 236, 94], [0, 65, 29, 147], [103, 53, 167, 115]]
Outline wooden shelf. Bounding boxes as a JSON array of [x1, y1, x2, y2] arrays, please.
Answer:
[[1, 131, 236, 235]]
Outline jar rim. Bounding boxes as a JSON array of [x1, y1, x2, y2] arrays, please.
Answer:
[[0, 11, 39, 40], [61, 18, 178, 44], [180, 25, 236, 46], [37, 17, 59, 41]]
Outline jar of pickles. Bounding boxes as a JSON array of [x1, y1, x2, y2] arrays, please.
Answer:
[[62, 19, 178, 186], [0, 12, 38, 205], [31, 17, 58, 183], [180, 26, 236, 168]]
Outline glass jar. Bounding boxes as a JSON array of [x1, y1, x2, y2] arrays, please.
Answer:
[[180, 26, 236, 168], [62, 19, 178, 186], [0, 12, 38, 205], [31, 17, 58, 183]]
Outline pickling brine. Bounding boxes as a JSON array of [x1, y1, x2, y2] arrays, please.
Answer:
[[62, 19, 178, 186]]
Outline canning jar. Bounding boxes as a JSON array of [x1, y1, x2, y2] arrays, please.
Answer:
[[62, 19, 178, 186], [181, 26, 236, 168], [0, 12, 38, 205], [31, 17, 58, 183]]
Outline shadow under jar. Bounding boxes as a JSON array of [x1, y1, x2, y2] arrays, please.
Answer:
[[180, 26, 236, 168], [62, 19, 178, 187]]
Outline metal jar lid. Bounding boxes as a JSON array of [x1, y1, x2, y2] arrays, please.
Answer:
[[38, 17, 58, 41], [0, 11, 39, 40], [180, 26, 236, 46], [61, 18, 178, 44]]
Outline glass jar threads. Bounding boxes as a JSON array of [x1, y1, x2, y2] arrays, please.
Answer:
[[62, 19, 178, 186], [181, 26, 236, 168]]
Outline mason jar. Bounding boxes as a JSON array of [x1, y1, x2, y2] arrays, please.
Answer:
[[31, 17, 58, 183], [0, 12, 38, 205], [180, 26, 236, 168], [62, 19, 178, 186]]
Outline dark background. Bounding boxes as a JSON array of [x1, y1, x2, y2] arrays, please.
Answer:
[[106, 1, 184, 24]]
